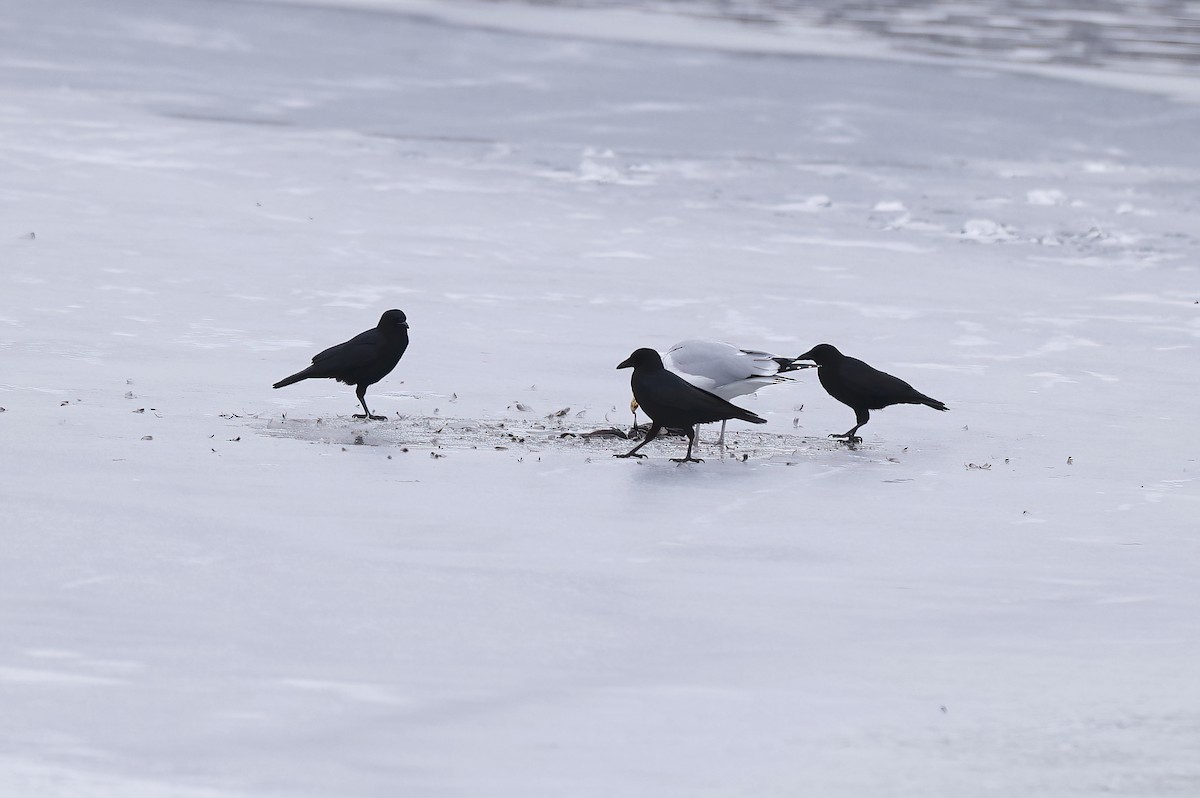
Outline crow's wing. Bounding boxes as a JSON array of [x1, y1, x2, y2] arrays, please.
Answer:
[[636, 369, 766, 425], [836, 357, 926, 405], [309, 328, 384, 372]]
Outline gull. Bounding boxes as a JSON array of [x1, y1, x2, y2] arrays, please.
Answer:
[[630, 339, 812, 446]]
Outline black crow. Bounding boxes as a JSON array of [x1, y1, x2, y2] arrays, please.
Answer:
[[273, 309, 409, 420], [615, 348, 767, 463], [798, 343, 946, 442]]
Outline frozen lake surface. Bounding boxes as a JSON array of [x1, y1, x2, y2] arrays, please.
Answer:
[[2, 0, 1199, 795]]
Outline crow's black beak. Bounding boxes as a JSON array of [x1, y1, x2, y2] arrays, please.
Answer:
[[616, 357, 634, 369]]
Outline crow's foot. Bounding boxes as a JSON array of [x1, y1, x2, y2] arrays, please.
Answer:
[[354, 413, 389, 421], [670, 456, 704, 464], [614, 452, 647, 459]]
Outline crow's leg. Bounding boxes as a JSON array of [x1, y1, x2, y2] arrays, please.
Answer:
[[715, 420, 727, 448], [830, 407, 869, 444], [670, 427, 704, 463], [616, 422, 661, 458], [352, 385, 388, 421]]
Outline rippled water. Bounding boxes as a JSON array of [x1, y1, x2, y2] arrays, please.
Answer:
[[520, 0, 1200, 74]]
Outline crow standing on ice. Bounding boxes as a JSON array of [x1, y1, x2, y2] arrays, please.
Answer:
[[615, 347, 767, 463], [273, 309, 409, 420], [798, 343, 946, 442]]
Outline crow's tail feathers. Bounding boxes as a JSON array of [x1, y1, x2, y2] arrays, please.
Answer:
[[733, 406, 769, 425], [921, 395, 948, 412], [272, 369, 313, 390]]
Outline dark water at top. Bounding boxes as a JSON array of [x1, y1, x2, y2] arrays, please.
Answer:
[[521, 0, 1200, 74]]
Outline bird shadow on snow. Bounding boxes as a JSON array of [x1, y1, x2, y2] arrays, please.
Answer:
[[247, 411, 855, 463]]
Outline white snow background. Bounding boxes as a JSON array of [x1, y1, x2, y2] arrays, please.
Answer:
[[2, 0, 1199, 795]]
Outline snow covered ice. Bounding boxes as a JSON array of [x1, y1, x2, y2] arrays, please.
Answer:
[[2, 0, 1199, 796]]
